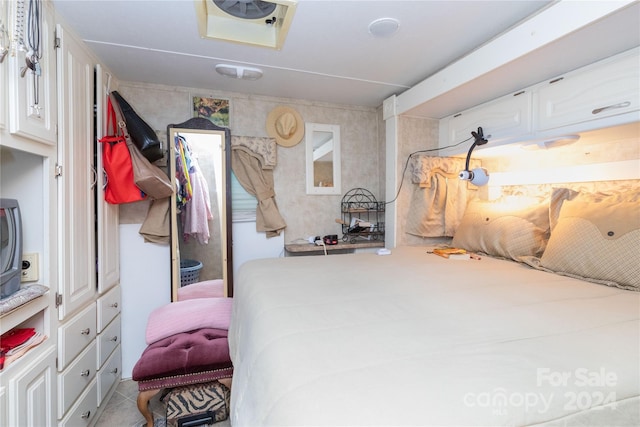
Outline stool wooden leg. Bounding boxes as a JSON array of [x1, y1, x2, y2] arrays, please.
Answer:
[[137, 388, 161, 427]]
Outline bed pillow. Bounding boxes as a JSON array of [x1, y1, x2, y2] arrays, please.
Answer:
[[540, 198, 640, 291], [549, 187, 640, 231], [451, 196, 550, 261]]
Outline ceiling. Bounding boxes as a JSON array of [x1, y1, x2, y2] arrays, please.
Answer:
[[52, 1, 639, 118]]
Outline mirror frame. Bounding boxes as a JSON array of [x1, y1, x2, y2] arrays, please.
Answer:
[[305, 122, 341, 195], [167, 118, 233, 300]]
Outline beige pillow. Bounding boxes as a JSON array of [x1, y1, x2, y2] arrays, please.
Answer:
[[549, 187, 640, 231], [540, 199, 640, 291], [452, 197, 550, 261]]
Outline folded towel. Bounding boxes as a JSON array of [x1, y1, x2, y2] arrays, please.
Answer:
[[145, 297, 232, 345]]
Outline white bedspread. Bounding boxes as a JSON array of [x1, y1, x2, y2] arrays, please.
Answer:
[[228, 246, 640, 426]]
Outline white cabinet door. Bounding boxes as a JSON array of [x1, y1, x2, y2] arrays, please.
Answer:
[[56, 23, 96, 319], [7, 0, 57, 145], [536, 48, 640, 131], [7, 346, 56, 427], [95, 64, 120, 294], [0, 0, 7, 131], [440, 90, 532, 150]]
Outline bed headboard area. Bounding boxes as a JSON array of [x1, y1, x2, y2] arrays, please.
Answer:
[[403, 120, 639, 292]]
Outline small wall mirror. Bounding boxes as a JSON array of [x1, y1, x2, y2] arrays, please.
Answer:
[[305, 123, 341, 195], [167, 118, 233, 301]]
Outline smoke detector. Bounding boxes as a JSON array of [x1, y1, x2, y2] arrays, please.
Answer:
[[195, 0, 297, 50]]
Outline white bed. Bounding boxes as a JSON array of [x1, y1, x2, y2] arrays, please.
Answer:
[[228, 246, 639, 426]]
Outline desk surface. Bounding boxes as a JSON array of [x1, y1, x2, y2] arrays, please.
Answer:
[[285, 241, 384, 253]]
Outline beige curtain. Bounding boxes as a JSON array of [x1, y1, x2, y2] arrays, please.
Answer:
[[232, 148, 286, 237], [405, 156, 480, 237]]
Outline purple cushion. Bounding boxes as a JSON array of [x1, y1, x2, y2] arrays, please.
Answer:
[[133, 328, 233, 390]]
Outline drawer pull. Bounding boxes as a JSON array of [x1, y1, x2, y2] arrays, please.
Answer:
[[80, 369, 90, 377], [80, 328, 91, 335], [109, 336, 118, 342], [81, 411, 91, 419], [110, 302, 118, 308], [592, 101, 631, 115], [110, 367, 119, 374]]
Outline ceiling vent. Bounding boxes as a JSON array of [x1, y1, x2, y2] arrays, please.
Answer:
[[195, 0, 297, 50]]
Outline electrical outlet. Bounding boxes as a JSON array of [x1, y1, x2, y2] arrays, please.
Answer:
[[21, 253, 39, 282]]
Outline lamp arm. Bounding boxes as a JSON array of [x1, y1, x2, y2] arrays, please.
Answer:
[[464, 127, 488, 171], [464, 140, 480, 172]]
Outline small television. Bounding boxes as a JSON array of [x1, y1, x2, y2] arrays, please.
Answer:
[[0, 198, 23, 299]]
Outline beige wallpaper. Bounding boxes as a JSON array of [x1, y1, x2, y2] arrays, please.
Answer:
[[115, 81, 382, 244]]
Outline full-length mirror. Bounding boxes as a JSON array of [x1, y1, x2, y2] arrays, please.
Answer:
[[305, 123, 341, 195], [167, 118, 232, 301]]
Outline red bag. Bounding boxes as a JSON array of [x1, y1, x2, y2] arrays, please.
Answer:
[[99, 97, 147, 204]]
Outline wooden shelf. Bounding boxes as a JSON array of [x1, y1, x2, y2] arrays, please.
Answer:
[[285, 241, 384, 254]]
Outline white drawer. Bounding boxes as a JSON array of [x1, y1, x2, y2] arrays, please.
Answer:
[[98, 346, 121, 406], [97, 286, 121, 333], [58, 303, 97, 370], [58, 341, 97, 418], [58, 378, 98, 427], [97, 315, 121, 368]]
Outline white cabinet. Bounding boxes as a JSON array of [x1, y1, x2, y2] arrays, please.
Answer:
[[98, 349, 121, 405], [58, 378, 97, 427], [1, 1, 58, 423], [6, 346, 57, 426], [96, 286, 121, 403], [96, 65, 120, 295], [57, 341, 96, 418], [56, 22, 96, 319], [2, 2, 121, 424], [0, 0, 7, 131], [57, 303, 96, 371], [7, 0, 57, 145], [96, 285, 121, 333], [439, 90, 532, 150], [0, 386, 6, 427], [535, 49, 640, 131], [439, 47, 640, 152]]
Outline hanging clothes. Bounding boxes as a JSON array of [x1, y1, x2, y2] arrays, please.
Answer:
[[405, 155, 481, 237], [174, 135, 193, 211], [174, 134, 214, 244], [182, 164, 213, 245]]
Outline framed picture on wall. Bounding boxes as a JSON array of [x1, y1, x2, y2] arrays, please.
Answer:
[[192, 96, 230, 127]]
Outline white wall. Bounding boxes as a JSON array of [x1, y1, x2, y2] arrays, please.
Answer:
[[232, 221, 284, 279], [119, 224, 170, 378]]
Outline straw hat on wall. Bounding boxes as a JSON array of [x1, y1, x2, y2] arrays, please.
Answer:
[[266, 106, 304, 147]]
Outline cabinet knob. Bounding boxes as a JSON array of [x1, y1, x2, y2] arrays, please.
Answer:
[[109, 336, 118, 342], [110, 367, 119, 374], [80, 369, 90, 377], [110, 302, 118, 308], [81, 411, 91, 419], [80, 328, 91, 335]]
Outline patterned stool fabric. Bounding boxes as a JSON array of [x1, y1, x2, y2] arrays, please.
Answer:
[[163, 380, 230, 427]]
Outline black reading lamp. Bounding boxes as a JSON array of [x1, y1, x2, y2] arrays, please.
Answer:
[[458, 127, 490, 186]]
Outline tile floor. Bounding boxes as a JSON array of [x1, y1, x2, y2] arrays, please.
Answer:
[[95, 379, 231, 427]]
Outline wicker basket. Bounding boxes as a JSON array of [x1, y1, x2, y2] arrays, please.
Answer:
[[180, 259, 203, 287]]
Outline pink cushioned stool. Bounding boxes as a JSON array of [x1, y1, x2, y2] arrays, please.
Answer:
[[132, 328, 233, 427]]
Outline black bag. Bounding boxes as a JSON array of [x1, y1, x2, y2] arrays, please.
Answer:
[[111, 91, 164, 162], [109, 93, 173, 200], [163, 381, 230, 427]]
